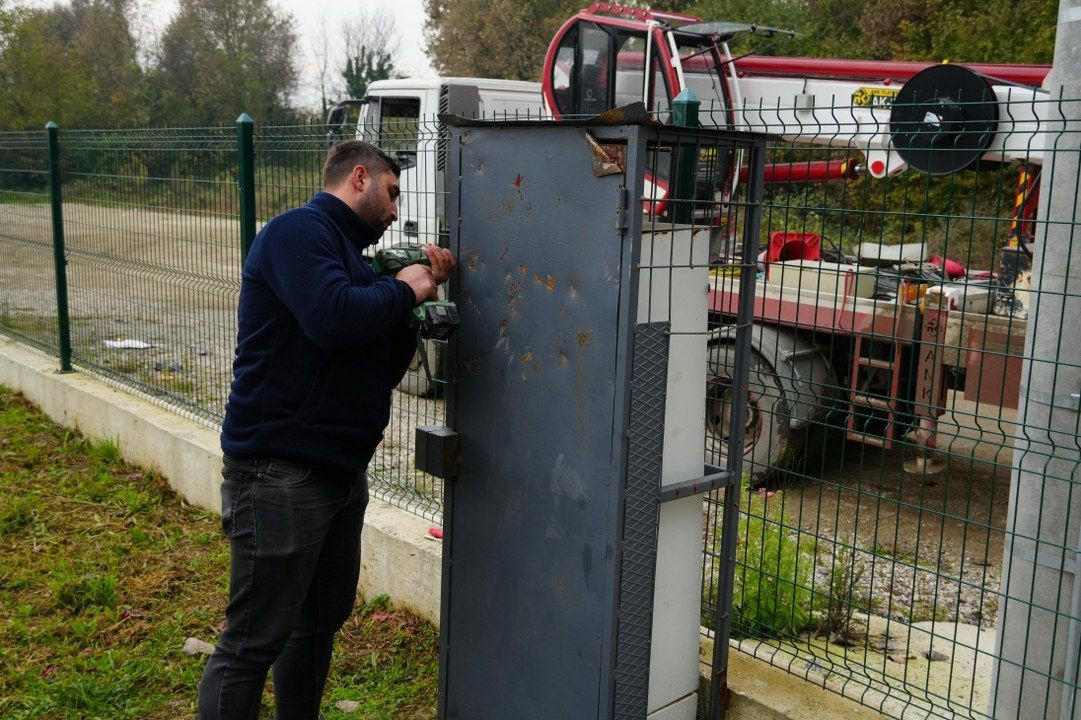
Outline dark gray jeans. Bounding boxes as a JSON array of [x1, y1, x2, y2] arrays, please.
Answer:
[[198, 456, 369, 720]]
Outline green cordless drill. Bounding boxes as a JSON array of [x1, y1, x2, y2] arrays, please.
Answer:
[[372, 244, 459, 387], [371, 244, 459, 342]]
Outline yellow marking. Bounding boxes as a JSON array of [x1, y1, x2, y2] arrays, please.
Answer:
[[852, 87, 900, 108]]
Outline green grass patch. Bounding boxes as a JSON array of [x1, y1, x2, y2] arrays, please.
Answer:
[[0, 385, 438, 719], [728, 485, 817, 639]]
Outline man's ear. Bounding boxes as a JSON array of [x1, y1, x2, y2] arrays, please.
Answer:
[[352, 164, 369, 192]]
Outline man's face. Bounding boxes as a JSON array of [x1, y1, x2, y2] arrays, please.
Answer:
[[353, 167, 400, 237]]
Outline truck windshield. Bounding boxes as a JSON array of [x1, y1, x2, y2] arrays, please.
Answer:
[[378, 97, 421, 154]]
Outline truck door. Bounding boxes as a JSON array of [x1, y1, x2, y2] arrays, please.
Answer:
[[360, 96, 427, 250]]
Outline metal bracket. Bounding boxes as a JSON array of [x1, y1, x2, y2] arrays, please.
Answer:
[[660, 465, 737, 502], [415, 425, 460, 479]]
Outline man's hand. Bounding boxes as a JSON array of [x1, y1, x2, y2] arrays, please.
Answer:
[[424, 244, 457, 285], [396, 264, 437, 305]]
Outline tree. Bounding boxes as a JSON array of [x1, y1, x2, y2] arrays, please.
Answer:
[[311, 12, 339, 116], [342, 47, 395, 99], [339, 8, 399, 99], [424, 0, 581, 80], [0, 0, 146, 129], [150, 0, 298, 126]]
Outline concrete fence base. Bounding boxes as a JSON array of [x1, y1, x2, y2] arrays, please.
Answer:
[[0, 336, 883, 720]]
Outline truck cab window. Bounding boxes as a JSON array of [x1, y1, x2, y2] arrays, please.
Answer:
[[551, 27, 577, 117], [578, 23, 609, 116], [379, 97, 421, 155], [613, 34, 646, 108]]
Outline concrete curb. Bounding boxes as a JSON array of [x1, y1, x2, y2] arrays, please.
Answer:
[[0, 336, 882, 719]]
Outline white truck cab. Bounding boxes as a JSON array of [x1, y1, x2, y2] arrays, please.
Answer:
[[326, 77, 544, 254]]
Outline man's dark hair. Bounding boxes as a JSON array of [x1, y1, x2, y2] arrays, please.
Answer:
[[322, 140, 400, 188]]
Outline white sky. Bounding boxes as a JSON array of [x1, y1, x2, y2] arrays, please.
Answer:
[[19, 0, 437, 110]]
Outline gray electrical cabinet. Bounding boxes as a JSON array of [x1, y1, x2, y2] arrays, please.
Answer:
[[439, 117, 765, 720]]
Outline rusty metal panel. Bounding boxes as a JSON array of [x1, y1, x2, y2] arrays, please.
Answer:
[[441, 124, 642, 720]]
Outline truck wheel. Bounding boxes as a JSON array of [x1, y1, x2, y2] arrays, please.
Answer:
[[398, 340, 444, 398], [706, 340, 803, 482]]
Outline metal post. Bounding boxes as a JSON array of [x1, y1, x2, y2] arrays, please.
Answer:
[[236, 113, 256, 263], [992, 1, 1081, 717], [671, 88, 700, 225], [45, 121, 73, 373], [709, 135, 766, 720]]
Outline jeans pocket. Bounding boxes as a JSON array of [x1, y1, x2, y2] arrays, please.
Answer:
[[220, 473, 244, 538], [257, 460, 312, 486]]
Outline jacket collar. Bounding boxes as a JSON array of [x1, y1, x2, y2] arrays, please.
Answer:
[[308, 191, 381, 249]]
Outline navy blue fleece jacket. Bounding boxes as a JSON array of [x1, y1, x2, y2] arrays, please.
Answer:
[[221, 192, 418, 477]]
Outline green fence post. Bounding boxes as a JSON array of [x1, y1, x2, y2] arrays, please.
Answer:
[[671, 88, 701, 225], [45, 121, 73, 372], [236, 113, 256, 263]]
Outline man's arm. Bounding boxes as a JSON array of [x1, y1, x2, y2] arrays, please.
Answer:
[[258, 216, 419, 349]]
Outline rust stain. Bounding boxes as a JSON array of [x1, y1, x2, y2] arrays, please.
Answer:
[[576, 331, 592, 348], [513, 173, 523, 189], [545, 275, 556, 292], [518, 265, 527, 275], [520, 351, 533, 364], [584, 132, 627, 177]]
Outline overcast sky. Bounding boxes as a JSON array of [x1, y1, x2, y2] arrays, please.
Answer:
[[20, 0, 437, 109], [147, 0, 437, 108]]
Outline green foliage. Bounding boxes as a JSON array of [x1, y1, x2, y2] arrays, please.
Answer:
[[148, 0, 300, 126], [0, 496, 34, 536], [53, 571, 120, 613], [0, 0, 146, 130], [731, 486, 815, 638], [343, 46, 395, 100], [424, 0, 582, 80], [689, 0, 1056, 64]]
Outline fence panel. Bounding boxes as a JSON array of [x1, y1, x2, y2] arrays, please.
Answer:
[[702, 94, 1080, 720], [0, 130, 57, 354]]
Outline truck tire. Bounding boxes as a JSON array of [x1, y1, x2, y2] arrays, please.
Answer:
[[706, 339, 803, 482], [397, 340, 444, 398]]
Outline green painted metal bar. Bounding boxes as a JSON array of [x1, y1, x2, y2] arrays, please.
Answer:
[[45, 121, 73, 373], [236, 113, 256, 263], [670, 88, 700, 225]]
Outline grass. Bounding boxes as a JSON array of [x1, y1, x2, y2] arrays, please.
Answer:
[[0, 385, 438, 719]]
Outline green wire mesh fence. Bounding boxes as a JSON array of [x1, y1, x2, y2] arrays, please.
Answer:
[[0, 130, 56, 355], [1, 95, 1079, 719], [697, 93, 1079, 720]]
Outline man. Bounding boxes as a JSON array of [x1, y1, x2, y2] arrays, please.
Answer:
[[199, 140, 455, 719]]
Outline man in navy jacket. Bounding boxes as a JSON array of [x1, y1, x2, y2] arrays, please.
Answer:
[[199, 140, 454, 720]]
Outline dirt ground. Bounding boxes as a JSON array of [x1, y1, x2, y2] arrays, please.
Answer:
[[780, 392, 1014, 626]]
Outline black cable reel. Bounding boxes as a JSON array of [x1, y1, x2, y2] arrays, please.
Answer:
[[889, 64, 999, 175]]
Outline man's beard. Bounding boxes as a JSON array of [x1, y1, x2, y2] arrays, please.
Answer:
[[353, 194, 390, 238]]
